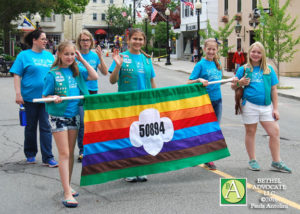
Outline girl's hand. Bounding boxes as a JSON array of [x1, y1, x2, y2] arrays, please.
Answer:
[[239, 76, 250, 86], [16, 93, 24, 105], [273, 109, 280, 121], [112, 48, 123, 67], [75, 50, 83, 62], [198, 78, 208, 86], [53, 95, 62, 104], [96, 45, 103, 58]]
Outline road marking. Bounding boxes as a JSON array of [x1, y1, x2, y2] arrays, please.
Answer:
[[199, 164, 300, 210]]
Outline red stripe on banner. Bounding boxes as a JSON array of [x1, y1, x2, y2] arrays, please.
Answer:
[[83, 112, 217, 145]]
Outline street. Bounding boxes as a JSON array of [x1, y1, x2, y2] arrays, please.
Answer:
[[0, 55, 300, 214]]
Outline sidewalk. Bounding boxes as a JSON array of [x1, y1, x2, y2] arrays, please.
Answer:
[[153, 58, 300, 101]]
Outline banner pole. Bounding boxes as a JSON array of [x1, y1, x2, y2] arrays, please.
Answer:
[[33, 78, 234, 103], [33, 95, 84, 103]]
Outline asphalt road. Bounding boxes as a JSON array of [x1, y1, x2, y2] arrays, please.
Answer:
[[0, 55, 299, 214]]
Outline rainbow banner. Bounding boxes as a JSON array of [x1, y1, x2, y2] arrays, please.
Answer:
[[80, 84, 230, 186]]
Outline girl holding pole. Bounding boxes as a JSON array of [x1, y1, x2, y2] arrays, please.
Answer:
[[42, 41, 98, 207], [109, 28, 156, 182], [187, 38, 223, 170]]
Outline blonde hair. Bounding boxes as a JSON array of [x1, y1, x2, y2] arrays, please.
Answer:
[[247, 41, 270, 74], [76, 29, 95, 50], [204, 38, 222, 70], [51, 41, 79, 77]]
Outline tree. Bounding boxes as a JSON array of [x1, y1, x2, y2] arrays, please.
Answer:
[[255, 0, 300, 84], [0, 0, 89, 54], [199, 18, 235, 57], [144, 0, 180, 28], [106, 5, 131, 36]]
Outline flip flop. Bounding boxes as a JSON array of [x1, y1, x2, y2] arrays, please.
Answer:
[[62, 199, 78, 208], [71, 189, 79, 197]]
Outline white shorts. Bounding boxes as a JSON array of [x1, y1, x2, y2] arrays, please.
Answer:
[[241, 101, 275, 124]]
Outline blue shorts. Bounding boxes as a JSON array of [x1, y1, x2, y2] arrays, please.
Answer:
[[49, 115, 80, 133]]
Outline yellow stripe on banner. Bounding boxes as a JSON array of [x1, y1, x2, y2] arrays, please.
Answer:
[[199, 164, 300, 210], [84, 94, 211, 122]]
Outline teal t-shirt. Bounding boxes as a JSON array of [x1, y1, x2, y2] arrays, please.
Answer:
[[109, 52, 155, 90], [43, 67, 88, 117], [189, 58, 222, 101], [236, 65, 278, 105], [10, 49, 55, 102], [76, 51, 100, 92]]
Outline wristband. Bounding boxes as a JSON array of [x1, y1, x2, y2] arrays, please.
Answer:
[[236, 81, 240, 87]]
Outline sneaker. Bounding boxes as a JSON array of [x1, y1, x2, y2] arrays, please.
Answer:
[[204, 162, 217, 170], [271, 161, 292, 173], [137, 175, 148, 182], [43, 158, 58, 168], [26, 157, 36, 164], [124, 177, 138, 183], [248, 160, 260, 171], [77, 154, 83, 162]]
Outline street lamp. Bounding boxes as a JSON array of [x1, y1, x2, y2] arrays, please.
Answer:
[[195, 0, 202, 62], [34, 13, 41, 29], [144, 14, 148, 53], [128, 15, 131, 29], [165, 8, 171, 65], [235, 22, 245, 41]]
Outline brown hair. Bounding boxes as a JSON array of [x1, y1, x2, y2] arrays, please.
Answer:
[[24, 29, 45, 48], [204, 38, 222, 70], [76, 29, 95, 50], [51, 41, 79, 77], [127, 28, 150, 58]]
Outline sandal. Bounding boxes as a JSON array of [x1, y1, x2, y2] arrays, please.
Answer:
[[71, 189, 79, 197], [62, 199, 78, 208]]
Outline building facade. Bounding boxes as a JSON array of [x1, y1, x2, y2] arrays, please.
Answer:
[[174, 0, 219, 59], [64, 0, 123, 42], [219, 0, 300, 76]]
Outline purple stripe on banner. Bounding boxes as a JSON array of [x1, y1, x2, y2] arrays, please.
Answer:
[[83, 130, 224, 167]]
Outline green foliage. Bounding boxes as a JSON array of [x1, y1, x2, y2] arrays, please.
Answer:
[[106, 5, 131, 36], [255, 0, 300, 83], [144, 46, 167, 57], [199, 18, 235, 57], [153, 22, 175, 48]]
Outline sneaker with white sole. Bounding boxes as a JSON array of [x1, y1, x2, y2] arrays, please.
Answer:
[[204, 162, 217, 170], [43, 158, 58, 168], [124, 177, 138, 182], [248, 159, 260, 171], [271, 161, 292, 173], [26, 157, 36, 164], [137, 175, 148, 182]]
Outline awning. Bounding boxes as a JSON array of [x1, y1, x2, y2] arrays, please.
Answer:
[[95, 29, 107, 35]]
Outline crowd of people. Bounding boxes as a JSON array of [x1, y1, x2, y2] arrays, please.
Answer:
[[10, 28, 292, 208]]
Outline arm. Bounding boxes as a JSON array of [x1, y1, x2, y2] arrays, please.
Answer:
[[96, 45, 108, 76], [187, 78, 208, 86], [151, 78, 156, 89], [271, 85, 279, 121], [76, 50, 98, 80], [13, 74, 24, 105], [109, 49, 123, 84]]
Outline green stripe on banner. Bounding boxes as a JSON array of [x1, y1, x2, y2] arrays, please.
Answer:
[[84, 83, 206, 110], [80, 148, 230, 186]]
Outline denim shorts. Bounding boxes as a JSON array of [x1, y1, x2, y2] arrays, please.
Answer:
[[49, 115, 80, 133]]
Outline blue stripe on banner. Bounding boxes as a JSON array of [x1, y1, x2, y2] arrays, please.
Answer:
[[83, 122, 220, 156], [82, 129, 224, 167]]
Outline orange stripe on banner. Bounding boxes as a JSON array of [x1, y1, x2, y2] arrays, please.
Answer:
[[84, 104, 214, 133]]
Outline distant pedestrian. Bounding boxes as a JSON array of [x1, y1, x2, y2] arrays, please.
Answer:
[[232, 47, 245, 74], [187, 38, 223, 170], [10, 29, 58, 167], [231, 42, 291, 173], [42, 41, 98, 208]]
